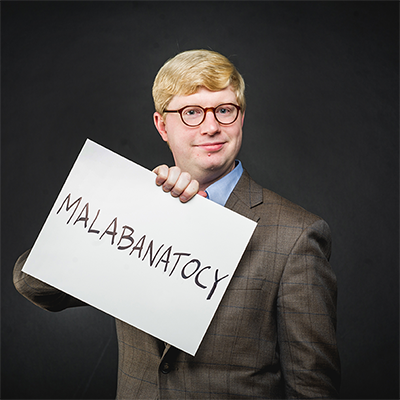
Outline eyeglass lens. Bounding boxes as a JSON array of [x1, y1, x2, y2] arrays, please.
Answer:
[[182, 104, 238, 126]]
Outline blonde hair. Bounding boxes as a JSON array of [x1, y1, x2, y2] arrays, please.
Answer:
[[152, 49, 246, 115]]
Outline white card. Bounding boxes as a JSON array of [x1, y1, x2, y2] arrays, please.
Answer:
[[22, 139, 257, 355]]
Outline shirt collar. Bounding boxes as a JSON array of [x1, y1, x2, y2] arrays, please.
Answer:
[[205, 160, 243, 206]]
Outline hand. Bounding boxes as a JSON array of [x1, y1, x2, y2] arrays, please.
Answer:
[[152, 165, 206, 203]]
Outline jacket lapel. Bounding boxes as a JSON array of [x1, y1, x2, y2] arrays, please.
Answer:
[[225, 169, 262, 223], [161, 170, 262, 360]]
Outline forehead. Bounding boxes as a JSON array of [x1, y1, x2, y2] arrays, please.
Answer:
[[168, 86, 237, 109]]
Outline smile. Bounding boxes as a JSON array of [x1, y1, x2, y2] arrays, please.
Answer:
[[196, 142, 225, 152]]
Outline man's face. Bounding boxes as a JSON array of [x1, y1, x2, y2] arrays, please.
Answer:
[[153, 86, 244, 187]]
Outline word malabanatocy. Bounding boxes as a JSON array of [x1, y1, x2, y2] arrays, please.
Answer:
[[56, 193, 228, 300]]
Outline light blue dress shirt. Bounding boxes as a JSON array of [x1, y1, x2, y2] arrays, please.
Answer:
[[205, 160, 243, 206]]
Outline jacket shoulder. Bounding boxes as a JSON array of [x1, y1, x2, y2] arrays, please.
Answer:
[[260, 186, 323, 227], [229, 169, 325, 228]]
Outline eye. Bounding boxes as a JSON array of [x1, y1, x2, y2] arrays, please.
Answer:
[[183, 107, 203, 118], [216, 105, 233, 115]]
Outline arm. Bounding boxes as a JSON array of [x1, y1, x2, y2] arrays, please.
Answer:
[[277, 219, 341, 399], [13, 249, 86, 311]]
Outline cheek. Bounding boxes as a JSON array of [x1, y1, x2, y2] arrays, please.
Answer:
[[231, 128, 243, 148], [169, 128, 197, 148], [168, 134, 192, 157], [237, 134, 243, 148]]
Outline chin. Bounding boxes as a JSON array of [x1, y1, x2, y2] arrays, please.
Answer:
[[203, 158, 231, 173]]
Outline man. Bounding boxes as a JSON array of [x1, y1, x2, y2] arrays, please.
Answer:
[[14, 49, 340, 399]]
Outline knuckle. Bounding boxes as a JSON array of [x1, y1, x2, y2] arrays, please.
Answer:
[[170, 166, 181, 174], [153, 164, 168, 178], [160, 165, 169, 176], [180, 171, 192, 182], [189, 179, 200, 190]]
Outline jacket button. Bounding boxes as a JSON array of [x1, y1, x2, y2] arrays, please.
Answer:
[[161, 362, 171, 374]]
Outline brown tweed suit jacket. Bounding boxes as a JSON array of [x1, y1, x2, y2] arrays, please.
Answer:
[[14, 170, 340, 399]]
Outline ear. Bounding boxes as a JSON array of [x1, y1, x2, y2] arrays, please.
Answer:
[[240, 110, 245, 127], [153, 112, 168, 142]]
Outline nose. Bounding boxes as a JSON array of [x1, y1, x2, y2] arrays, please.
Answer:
[[201, 109, 220, 135]]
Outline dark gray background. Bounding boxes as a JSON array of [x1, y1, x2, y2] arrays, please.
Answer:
[[2, 1, 398, 399]]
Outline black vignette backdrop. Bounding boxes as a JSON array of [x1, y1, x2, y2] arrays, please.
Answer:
[[2, 2, 398, 399]]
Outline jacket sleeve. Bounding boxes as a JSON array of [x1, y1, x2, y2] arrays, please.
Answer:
[[13, 249, 86, 311], [277, 219, 341, 399]]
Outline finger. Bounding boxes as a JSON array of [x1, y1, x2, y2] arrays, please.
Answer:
[[152, 164, 169, 186], [198, 190, 207, 198], [179, 179, 200, 203], [170, 172, 192, 197], [161, 166, 182, 192]]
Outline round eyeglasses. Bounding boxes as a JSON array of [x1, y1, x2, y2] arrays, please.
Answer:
[[164, 103, 241, 127]]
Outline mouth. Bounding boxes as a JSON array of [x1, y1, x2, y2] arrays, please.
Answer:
[[196, 142, 225, 152]]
